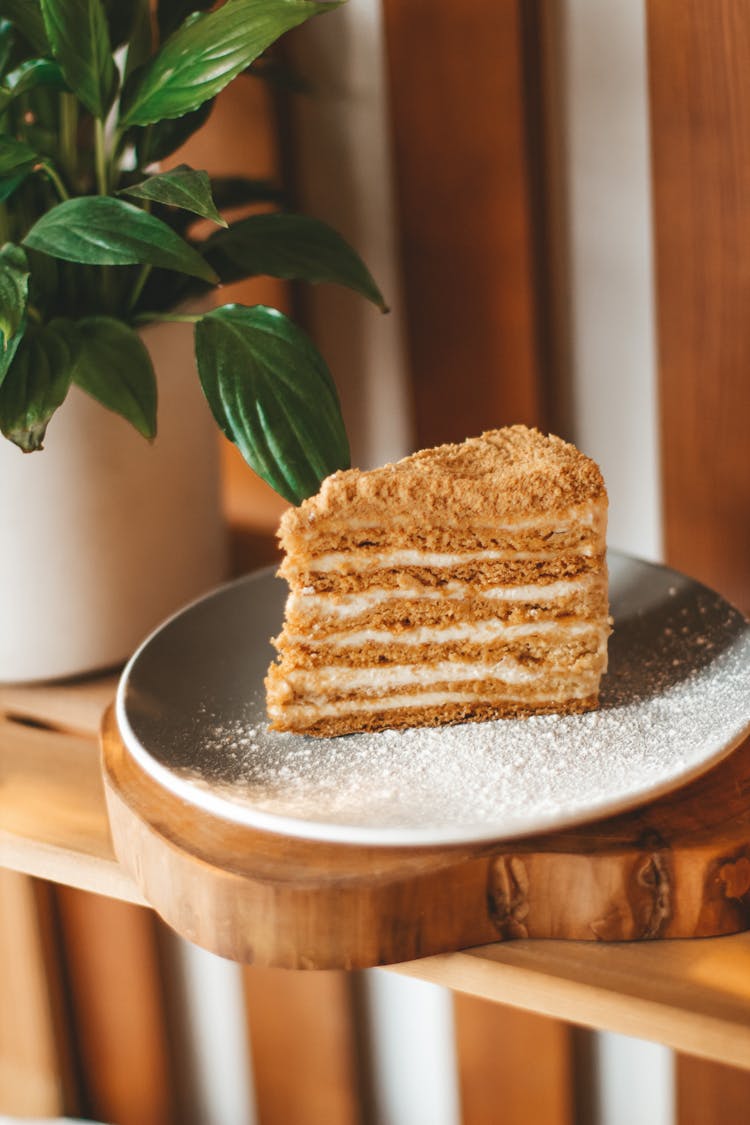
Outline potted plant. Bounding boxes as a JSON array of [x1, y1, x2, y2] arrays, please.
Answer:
[[0, 0, 385, 680]]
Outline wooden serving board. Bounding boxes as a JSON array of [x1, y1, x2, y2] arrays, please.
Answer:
[[101, 707, 750, 969]]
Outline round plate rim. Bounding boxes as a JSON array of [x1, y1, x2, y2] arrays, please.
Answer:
[[115, 553, 750, 848]]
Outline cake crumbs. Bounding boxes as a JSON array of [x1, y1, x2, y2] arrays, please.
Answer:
[[174, 600, 750, 839], [165, 567, 750, 842]]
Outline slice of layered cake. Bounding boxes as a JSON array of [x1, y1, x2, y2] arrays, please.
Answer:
[[266, 425, 609, 736]]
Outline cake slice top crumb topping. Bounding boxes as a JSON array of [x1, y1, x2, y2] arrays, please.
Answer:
[[280, 425, 606, 537]]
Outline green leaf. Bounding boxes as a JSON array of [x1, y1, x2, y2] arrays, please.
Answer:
[[40, 0, 117, 118], [23, 197, 219, 283], [25, 243, 57, 306], [120, 164, 227, 227], [0, 134, 37, 173], [147, 175, 283, 238], [120, 0, 341, 127], [71, 316, 156, 438], [0, 0, 49, 55], [133, 98, 213, 166], [123, 0, 151, 83], [157, 0, 212, 43], [0, 171, 29, 203], [203, 213, 387, 310], [5, 57, 68, 97], [0, 135, 38, 201], [195, 303, 349, 503], [0, 242, 28, 383], [0, 242, 28, 343], [0, 317, 75, 450], [0, 19, 15, 76]]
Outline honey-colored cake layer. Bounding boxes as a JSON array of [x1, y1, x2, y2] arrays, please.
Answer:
[[283, 588, 608, 637], [268, 693, 599, 736], [269, 629, 609, 672], [280, 542, 603, 578], [287, 574, 604, 615], [279, 507, 606, 559], [277, 615, 606, 648], [267, 427, 609, 735], [269, 659, 604, 703], [279, 427, 605, 545], [268, 676, 599, 719], [283, 554, 605, 593]]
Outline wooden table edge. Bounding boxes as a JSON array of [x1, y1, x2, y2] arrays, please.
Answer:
[[392, 947, 750, 1071]]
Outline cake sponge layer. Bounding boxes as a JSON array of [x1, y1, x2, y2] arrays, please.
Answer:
[[279, 426, 605, 542], [266, 426, 609, 736], [270, 695, 600, 737]]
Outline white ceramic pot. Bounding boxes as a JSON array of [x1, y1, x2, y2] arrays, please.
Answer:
[[0, 317, 228, 682]]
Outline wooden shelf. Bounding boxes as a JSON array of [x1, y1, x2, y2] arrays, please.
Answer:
[[3, 676, 750, 1070]]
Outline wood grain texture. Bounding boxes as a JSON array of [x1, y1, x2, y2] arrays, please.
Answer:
[[0, 712, 144, 903], [648, 0, 750, 1114], [382, 0, 544, 446], [243, 968, 360, 1125], [454, 993, 573, 1125], [0, 872, 72, 1117], [676, 1053, 750, 1125], [7, 675, 750, 1066], [648, 0, 750, 614], [0, 676, 118, 738], [103, 705, 750, 968], [393, 933, 750, 1072], [381, 5, 569, 1114], [54, 887, 178, 1125]]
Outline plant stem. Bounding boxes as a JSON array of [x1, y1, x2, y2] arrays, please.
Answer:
[[59, 93, 77, 183], [40, 162, 69, 202], [134, 312, 202, 326], [94, 117, 114, 309], [94, 117, 108, 195], [128, 263, 152, 311]]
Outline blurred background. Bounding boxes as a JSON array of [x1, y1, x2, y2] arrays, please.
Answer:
[[2, 0, 749, 1122]]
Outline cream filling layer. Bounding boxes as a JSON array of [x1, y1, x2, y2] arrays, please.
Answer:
[[325, 502, 601, 533], [283, 657, 602, 693], [303, 545, 600, 572], [286, 619, 607, 647], [269, 682, 597, 720], [289, 576, 598, 621]]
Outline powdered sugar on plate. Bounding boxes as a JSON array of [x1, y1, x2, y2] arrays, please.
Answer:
[[117, 553, 750, 846]]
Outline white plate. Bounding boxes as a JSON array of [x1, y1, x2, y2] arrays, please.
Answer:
[[116, 551, 750, 847]]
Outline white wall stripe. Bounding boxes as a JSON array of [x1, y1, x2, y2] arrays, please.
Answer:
[[561, 1, 671, 1123], [168, 937, 257, 1125], [591, 1034, 675, 1125], [362, 971, 461, 1125], [285, 0, 413, 472], [564, 0, 663, 565]]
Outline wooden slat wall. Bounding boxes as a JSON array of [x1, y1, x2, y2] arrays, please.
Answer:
[[189, 72, 363, 1125], [381, 3, 572, 1123], [53, 888, 178, 1125], [648, 0, 750, 614], [243, 968, 361, 1125], [382, 0, 545, 448], [0, 872, 73, 1117], [646, 2, 750, 1122], [455, 997, 573, 1125]]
